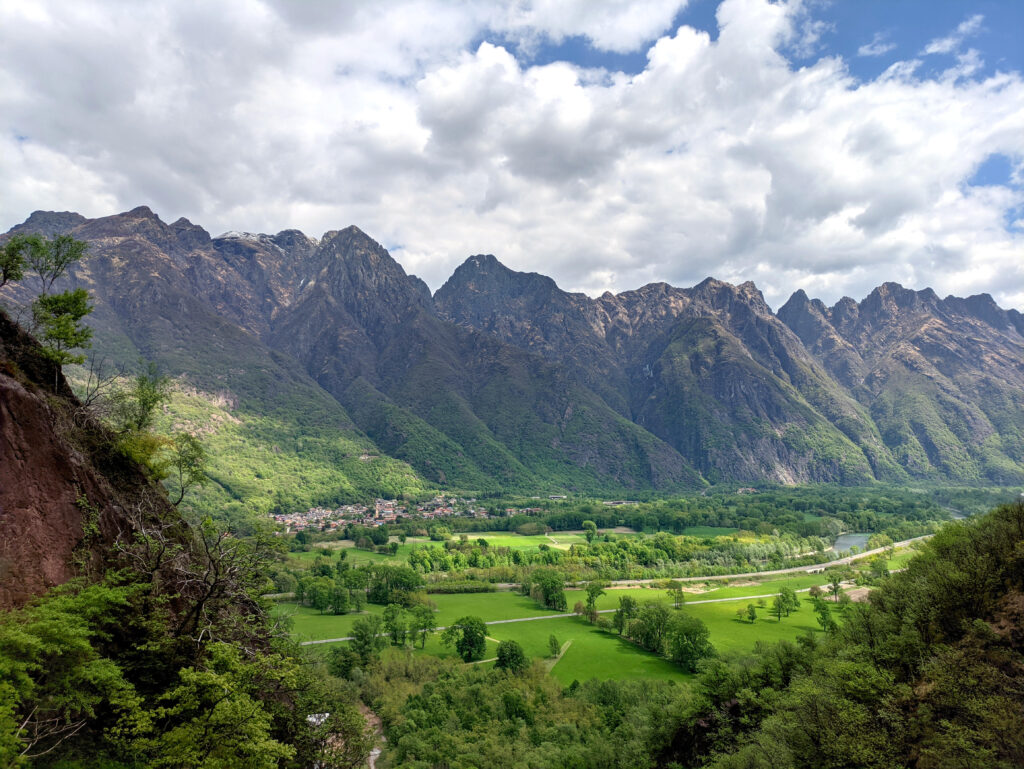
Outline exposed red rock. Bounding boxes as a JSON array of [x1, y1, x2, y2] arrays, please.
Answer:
[[0, 310, 174, 608]]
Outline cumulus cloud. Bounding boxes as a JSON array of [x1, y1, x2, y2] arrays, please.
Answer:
[[1, 0, 1023, 310]]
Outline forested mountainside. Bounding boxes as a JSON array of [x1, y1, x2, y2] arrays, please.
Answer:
[[0, 304, 372, 766], [5, 207, 1024, 512]]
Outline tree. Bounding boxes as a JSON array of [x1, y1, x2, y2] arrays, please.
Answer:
[[0, 233, 34, 288], [329, 582, 350, 615], [613, 595, 638, 635], [383, 604, 408, 646], [326, 646, 361, 679], [868, 555, 889, 581], [582, 520, 598, 543], [747, 603, 757, 623], [779, 586, 799, 616], [25, 233, 89, 295], [664, 614, 714, 671], [131, 643, 296, 769], [667, 581, 686, 609], [529, 569, 567, 612], [808, 584, 823, 599], [410, 605, 435, 649], [548, 634, 561, 658], [812, 597, 837, 633], [164, 432, 207, 506], [31, 287, 93, 375], [495, 640, 528, 673], [305, 704, 376, 769], [441, 616, 487, 662], [829, 574, 843, 601], [585, 581, 606, 620], [350, 616, 386, 665], [307, 577, 333, 614], [772, 595, 786, 622], [629, 602, 671, 652], [114, 361, 171, 433]]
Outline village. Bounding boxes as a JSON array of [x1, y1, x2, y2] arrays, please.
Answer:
[[268, 492, 634, 532], [270, 494, 485, 533]]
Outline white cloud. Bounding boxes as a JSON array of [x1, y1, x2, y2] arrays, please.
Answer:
[[923, 13, 984, 56], [1, 0, 1023, 312], [858, 32, 895, 57], [496, 0, 690, 54]]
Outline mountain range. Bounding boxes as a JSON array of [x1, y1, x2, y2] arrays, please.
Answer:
[[4, 206, 1024, 514]]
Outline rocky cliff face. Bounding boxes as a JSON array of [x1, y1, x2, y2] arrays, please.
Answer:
[[438, 263, 894, 484], [0, 310, 176, 608], [5, 206, 1024, 495], [778, 284, 1024, 482]]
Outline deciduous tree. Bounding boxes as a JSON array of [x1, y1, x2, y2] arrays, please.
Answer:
[[441, 616, 487, 662]]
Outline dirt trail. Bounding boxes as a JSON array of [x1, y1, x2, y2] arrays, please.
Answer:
[[359, 703, 384, 769], [545, 639, 573, 671]]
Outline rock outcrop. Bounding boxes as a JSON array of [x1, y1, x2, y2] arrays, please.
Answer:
[[0, 310, 175, 608]]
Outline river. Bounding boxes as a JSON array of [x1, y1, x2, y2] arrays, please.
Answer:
[[832, 533, 870, 553]]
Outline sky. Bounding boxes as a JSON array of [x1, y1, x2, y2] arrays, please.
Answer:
[[1, 0, 1023, 309]]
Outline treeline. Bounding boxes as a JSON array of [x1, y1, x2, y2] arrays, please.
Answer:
[[282, 558, 428, 615], [406, 530, 836, 581], [325, 501, 1024, 768]]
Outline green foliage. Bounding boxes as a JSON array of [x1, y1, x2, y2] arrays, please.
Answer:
[[163, 431, 208, 506], [383, 603, 408, 646], [32, 288, 93, 369], [663, 613, 713, 671], [0, 582, 136, 767], [0, 233, 34, 288], [440, 616, 487, 662], [122, 643, 296, 769], [112, 362, 171, 433], [495, 640, 528, 674], [24, 233, 89, 295], [547, 634, 560, 657], [350, 615, 386, 665]]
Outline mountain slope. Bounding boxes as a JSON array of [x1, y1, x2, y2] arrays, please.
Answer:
[[6, 206, 1024, 499], [779, 284, 1024, 482], [2, 209, 430, 523], [267, 228, 700, 492], [437, 258, 898, 483]]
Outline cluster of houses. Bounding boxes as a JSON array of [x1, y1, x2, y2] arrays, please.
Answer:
[[270, 495, 486, 532], [269, 504, 370, 533]]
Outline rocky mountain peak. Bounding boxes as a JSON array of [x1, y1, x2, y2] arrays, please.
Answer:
[[170, 217, 212, 251], [12, 210, 87, 237], [124, 205, 161, 221]]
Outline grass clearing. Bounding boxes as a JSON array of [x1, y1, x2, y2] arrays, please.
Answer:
[[276, 591, 563, 643], [684, 598, 823, 656], [485, 616, 689, 684]]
